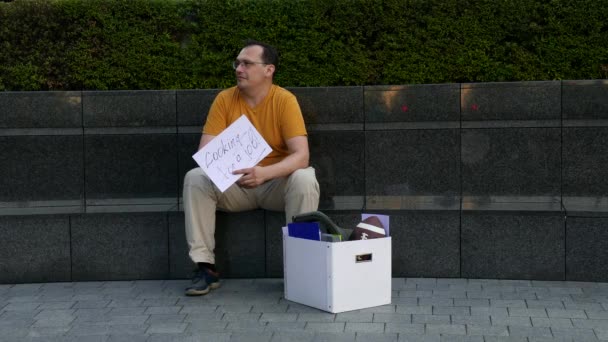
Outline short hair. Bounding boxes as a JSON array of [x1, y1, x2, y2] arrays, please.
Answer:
[[243, 39, 279, 68]]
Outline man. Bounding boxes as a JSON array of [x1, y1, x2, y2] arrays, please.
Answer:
[[183, 40, 320, 296]]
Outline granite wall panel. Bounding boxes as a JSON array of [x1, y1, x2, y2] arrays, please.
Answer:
[[0, 91, 82, 128], [177, 133, 201, 202], [461, 81, 561, 122], [168, 212, 191, 279], [309, 131, 365, 210], [390, 211, 460, 278], [264, 210, 285, 278], [365, 129, 460, 210], [563, 127, 608, 214], [214, 210, 266, 278], [84, 134, 178, 209], [0, 135, 84, 210], [71, 213, 169, 281], [562, 80, 608, 121], [0, 215, 71, 283], [461, 128, 561, 207], [82, 90, 175, 127], [566, 217, 608, 282], [461, 211, 565, 280], [176, 89, 220, 127], [290, 87, 364, 125], [365, 84, 460, 123]]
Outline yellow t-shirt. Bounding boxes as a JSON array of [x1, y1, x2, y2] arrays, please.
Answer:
[[203, 85, 307, 166]]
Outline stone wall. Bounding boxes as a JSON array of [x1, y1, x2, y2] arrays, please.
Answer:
[[1, 80, 607, 283]]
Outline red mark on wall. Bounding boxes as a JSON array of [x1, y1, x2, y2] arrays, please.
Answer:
[[401, 104, 409, 112], [471, 104, 479, 111]]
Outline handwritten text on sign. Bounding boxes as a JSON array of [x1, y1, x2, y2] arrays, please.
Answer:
[[192, 115, 271, 192]]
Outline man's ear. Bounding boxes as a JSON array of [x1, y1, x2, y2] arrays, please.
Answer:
[[265, 64, 276, 78]]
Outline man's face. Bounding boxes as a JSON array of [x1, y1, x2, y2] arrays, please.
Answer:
[[234, 45, 274, 90]]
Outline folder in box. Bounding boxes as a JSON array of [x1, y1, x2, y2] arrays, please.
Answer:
[[287, 222, 321, 241]]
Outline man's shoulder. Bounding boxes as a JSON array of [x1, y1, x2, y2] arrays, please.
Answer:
[[270, 85, 297, 100], [217, 86, 239, 98]]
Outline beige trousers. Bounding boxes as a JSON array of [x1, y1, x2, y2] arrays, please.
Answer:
[[183, 167, 320, 264]]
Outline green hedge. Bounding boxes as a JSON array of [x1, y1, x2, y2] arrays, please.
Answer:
[[0, 0, 606, 90]]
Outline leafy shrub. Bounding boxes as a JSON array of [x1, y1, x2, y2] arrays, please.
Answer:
[[0, 0, 606, 90]]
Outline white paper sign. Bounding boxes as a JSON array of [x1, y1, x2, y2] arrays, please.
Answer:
[[192, 115, 272, 192]]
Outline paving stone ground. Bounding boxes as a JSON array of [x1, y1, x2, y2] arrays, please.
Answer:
[[1, 278, 608, 341]]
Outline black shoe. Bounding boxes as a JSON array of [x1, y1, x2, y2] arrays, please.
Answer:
[[185, 268, 221, 296]]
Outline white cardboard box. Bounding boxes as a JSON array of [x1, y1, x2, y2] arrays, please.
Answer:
[[283, 232, 392, 313]]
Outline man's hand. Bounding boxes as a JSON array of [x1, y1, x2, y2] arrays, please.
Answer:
[[233, 166, 269, 189], [232, 136, 310, 189]]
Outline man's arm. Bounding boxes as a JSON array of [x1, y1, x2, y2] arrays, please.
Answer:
[[234, 135, 310, 189]]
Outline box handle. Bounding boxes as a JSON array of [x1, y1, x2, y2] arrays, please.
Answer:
[[355, 253, 372, 263]]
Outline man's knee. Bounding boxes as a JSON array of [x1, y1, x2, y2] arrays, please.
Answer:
[[287, 167, 320, 194], [184, 167, 214, 191]]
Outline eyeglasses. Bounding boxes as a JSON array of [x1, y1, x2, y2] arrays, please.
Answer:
[[232, 60, 267, 70]]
